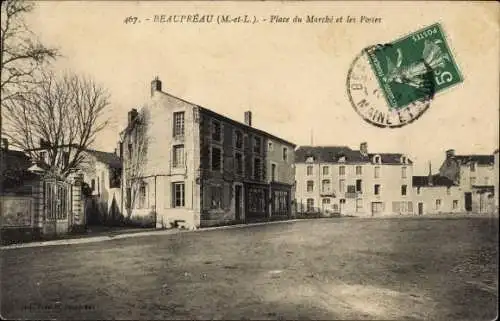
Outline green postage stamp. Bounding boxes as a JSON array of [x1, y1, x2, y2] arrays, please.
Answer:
[[347, 23, 463, 128]]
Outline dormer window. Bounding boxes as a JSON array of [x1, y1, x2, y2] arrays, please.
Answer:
[[306, 156, 314, 163], [338, 156, 346, 163], [373, 155, 381, 164], [401, 156, 408, 164]]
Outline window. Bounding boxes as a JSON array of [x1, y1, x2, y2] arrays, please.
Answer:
[[401, 185, 407, 196], [407, 202, 413, 213], [417, 187, 421, 195], [435, 199, 441, 209], [253, 136, 261, 153], [322, 166, 329, 175], [267, 141, 273, 152], [235, 153, 243, 175], [356, 166, 362, 175], [212, 120, 221, 142], [374, 166, 380, 178], [306, 180, 314, 192], [339, 166, 345, 176], [173, 182, 185, 207], [209, 185, 223, 209], [91, 179, 96, 191], [126, 188, 131, 209], [235, 130, 243, 149], [211, 146, 222, 171], [307, 198, 314, 212], [356, 199, 363, 212], [253, 157, 262, 180], [173, 112, 185, 137], [322, 198, 331, 204], [62, 152, 69, 167], [39, 151, 46, 162], [356, 179, 362, 193], [283, 147, 288, 161], [322, 179, 331, 193], [374, 155, 381, 164], [137, 183, 147, 209], [446, 187, 451, 195], [173, 145, 185, 167], [374, 184, 380, 195], [339, 179, 345, 193], [307, 165, 313, 176], [271, 163, 277, 181], [453, 200, 458, 210], [128, 143, 132, 158], [470, 162, 476, 172], [401, 166, 407, 178]]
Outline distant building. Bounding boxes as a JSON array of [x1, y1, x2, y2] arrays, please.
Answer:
[[294, 142, 413, 216], [439, 149, 496, 213], [412, 171, 462, 214], [119, 78, 295, 229], [495, 149, 499, 213]]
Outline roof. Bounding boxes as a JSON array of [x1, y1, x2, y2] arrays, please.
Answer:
[[84, 149, 121, 168], [294, 146, 412, 165], [1, 148, 40, 191], [152, 90, 296, 147], [25, 144, 121, 169], [453, 155, 494, 165], [412, 174, 456, 187]]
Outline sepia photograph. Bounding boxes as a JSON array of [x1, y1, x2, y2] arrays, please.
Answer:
[[1, 1, 498, 320]]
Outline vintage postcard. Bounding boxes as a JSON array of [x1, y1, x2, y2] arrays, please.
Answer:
[[1, 1, 498, 320]]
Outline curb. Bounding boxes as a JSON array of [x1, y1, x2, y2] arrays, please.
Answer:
[[0, 218, 308, 250]]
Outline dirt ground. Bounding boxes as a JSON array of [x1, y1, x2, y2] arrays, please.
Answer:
[[1, 216, 498, 320]]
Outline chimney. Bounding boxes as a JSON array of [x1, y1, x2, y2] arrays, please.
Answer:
[[151, 76, 162, 97], [1, 138, 8, 150], [128, 108, 138, 125], [244, 111, 252, 127], [428, 161, 433, 186], [446, 149, 455, 159], [360, 142, 368, 156]]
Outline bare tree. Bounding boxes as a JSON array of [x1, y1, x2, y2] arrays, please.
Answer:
[[121, 109, 149, 218], [3, 71, 110, 178], [1, 0, 58, 105]]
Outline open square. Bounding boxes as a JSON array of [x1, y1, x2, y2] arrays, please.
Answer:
[[1, 216, 497, 320]]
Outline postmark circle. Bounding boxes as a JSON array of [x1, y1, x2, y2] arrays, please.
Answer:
[[346, 45, 435, 128]]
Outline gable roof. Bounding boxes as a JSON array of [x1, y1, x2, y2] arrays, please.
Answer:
[[412, 174, 456, 187], [453, 155, 494, 166], [295, 146, 412, 165], [84, 149, 121, 168]]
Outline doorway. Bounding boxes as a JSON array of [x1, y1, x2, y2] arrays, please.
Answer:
[[339, 199, 346, 215], [464, 192, 472, 212], [418, 202, 424, 215], [235, 185, 242, 221], [371, 202, 383, 216]]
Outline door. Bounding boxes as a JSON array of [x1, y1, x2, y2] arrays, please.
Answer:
[[371, 202, 383, 216], [418, 202, 424, 215], [235, 185, 242, 221], [464, 192, 472, 212], [339, 199, 346, 215]]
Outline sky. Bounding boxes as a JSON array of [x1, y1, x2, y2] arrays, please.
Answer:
[[27, 1, 499, 175]]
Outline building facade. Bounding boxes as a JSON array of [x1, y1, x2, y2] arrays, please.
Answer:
[[294, 143, 414, 217], [439, 149, 496, 213], [120, 78, 295, 229], [412, 174, 463, 214]]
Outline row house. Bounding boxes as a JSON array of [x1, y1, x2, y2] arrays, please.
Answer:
[[119, 78, 295, 229], [294, 142, 413, 216], [412, 171, 463, 215], [438, 149, 496, 213]]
